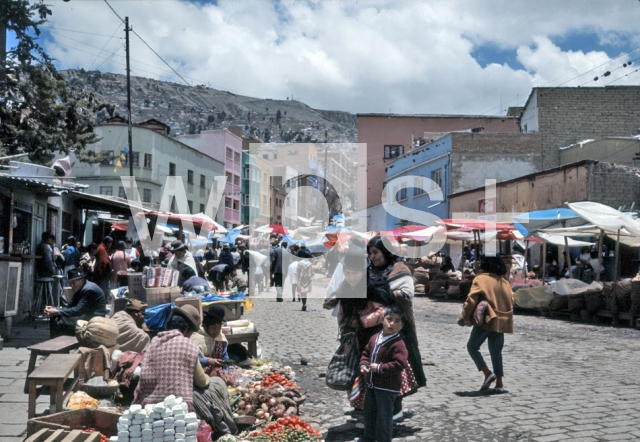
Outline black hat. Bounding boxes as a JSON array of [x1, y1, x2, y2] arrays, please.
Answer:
[[67, 268, 87, 282], [204, 305, 226, 323], [169, 240, 187, 252], [341, 246, 369, 271]]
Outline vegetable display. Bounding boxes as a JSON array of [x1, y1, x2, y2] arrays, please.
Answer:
[[248, 416, 322, 441]]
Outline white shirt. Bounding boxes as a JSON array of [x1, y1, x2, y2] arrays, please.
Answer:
[[287, 261, 299, 284]]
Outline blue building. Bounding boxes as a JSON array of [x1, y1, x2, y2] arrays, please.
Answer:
[[384, 135, 451, 230]]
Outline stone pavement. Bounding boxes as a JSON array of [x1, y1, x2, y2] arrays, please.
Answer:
[[3, 276, 640, 441], [248, 277, 640, 442]]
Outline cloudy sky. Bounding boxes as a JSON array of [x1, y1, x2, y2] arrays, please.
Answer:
[[10, 0, 640, 115]]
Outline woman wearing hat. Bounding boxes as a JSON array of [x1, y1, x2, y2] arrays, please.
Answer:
[[134, 305, 238, 437], [191, 305, 229, 377], [167, 240, 198, 284], [367, 235, 426, 421]]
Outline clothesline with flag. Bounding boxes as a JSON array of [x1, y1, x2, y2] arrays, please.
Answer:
[[113, 143, 130, 173]]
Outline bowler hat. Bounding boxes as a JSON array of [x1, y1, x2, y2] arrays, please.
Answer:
[[204, 305, 226, 323], [341, 246, 369, 271], [67, 268, 87, 282], [125, 298, 148, 312], [169, 240, 187, 252], [172, 305, 200, 332]]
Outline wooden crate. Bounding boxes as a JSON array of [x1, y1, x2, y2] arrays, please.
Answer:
[[27, 408, 120, 437], [26, 428, 102, 442]]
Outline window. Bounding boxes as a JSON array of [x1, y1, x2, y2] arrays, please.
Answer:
[[234, 152, 240, 163], [384, 145, 404, 159], [100, 151, 114, 165], [188, 200, 193, 212], [119, 187, 126, 199], [169, 163, 176, 176], [143, 188, 152, 203], [233, 199, 239, 210], [243, 168, 250, 180], [226, 148, 233, 160], [431, 169, 442, 189], [199, 203, 205, 213], [262, 195, 267, 206], [187, 170, 194, 185], [144, 153, 152, 168], [121, 152, 139, 167], [414, 177, 425, 197], [99, 186, 112, 195], [200, 174, 206, 188], [243, 194, 250, 206], [398, 183, 407, 201], [225, 198, 232, 208], [233, 175, 240, 186], [263, 172, 268, 183], [226, 172, 232, 183]]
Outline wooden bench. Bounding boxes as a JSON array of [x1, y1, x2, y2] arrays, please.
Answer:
[[225, 331, 259, 357], [24, 335, 80, 394], [28, 353, 82, 419]]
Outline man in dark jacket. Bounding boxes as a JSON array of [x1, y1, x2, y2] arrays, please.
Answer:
[[45, 268, 107, 337], [208, 263, 234, 292], [218, 243, 234, 268], [270, 241, 287, 302], [35, 232, 57, 279]]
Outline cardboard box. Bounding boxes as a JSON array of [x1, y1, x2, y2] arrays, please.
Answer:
[[143, 286, 181, 307], [175, 297, 203, 326], [127, 273, 144, 301]]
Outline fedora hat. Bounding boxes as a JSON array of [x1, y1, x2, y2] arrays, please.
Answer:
[[341, 246, 369, 271], [172, 305, 200, 332], [204, 305, 226, 324], [169, 240, 187, 252], [67, 268, 87, 282], [125, 298, 148, 312]]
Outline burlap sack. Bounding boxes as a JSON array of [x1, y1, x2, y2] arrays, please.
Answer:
[[76, 317, 119, 348]]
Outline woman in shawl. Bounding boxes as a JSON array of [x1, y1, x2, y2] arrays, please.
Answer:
[[328, 246, 395, 410], [367, 235, 426, 421], [295, 249, 314, 311], [191, 305, 229, 377]]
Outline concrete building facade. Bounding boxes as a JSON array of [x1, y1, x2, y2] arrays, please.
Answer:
[[385, 132, 541, 230], [177, 129, 243, 228], [519, 86, 640, 169], [559, 137, 640, 167], [357, 114, 521, 212], [71, 122, 225, 222]]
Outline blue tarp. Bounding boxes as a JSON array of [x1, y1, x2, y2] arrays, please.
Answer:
[[513, 208, 582, 236], [281, 235, 304, 244], [144, 292, 246, 331], [217, 228, 242, 244]]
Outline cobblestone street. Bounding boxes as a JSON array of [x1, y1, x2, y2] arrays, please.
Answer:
[[249, 277, 640, 442], [3, 277, 640, 441]]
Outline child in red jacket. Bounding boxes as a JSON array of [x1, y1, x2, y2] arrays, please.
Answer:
[[358, 305, 409, 442]]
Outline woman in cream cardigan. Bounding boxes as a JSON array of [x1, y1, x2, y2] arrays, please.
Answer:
[[459, 255, 514, 393]]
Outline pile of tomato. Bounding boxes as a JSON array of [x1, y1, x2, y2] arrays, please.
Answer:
[[248, 416, 321, 441], [81, 429, 110, 442], [260, 372, 300, 390]]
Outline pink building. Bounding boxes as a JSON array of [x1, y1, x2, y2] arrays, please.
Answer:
[[177, 129, 243, 228]]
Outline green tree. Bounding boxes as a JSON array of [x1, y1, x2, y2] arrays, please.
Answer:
[[1, 0, 104, 164]]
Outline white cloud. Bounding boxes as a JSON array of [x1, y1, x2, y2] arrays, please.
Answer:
[[40, 0, 640, 115]]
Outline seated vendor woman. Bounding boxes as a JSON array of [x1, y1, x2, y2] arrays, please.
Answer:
[[133, 305, 209, 411], [191, 305, 229, 377], [133, 305, 238, 437]]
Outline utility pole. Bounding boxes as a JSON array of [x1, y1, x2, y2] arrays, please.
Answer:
[[322, 144, 329, 229], [125, 17, 134, 195]]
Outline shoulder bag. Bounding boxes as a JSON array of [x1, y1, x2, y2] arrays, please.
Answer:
[[326, 332, 360, 391]]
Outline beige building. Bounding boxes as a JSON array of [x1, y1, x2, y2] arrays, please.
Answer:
[[559, 137, 640, 167]]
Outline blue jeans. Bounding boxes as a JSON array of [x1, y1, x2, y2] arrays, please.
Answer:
[[363, 387, 397, 442], [467, 326, 505, 377]]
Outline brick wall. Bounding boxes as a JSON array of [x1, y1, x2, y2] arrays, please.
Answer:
[[588, 162, 640, 210], [536, 87, 640, 168], [451, 132, 541, 154]]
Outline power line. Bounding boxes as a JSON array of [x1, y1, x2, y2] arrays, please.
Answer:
[[41, 26, 124, 39], [89, 22, 123, 70]]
